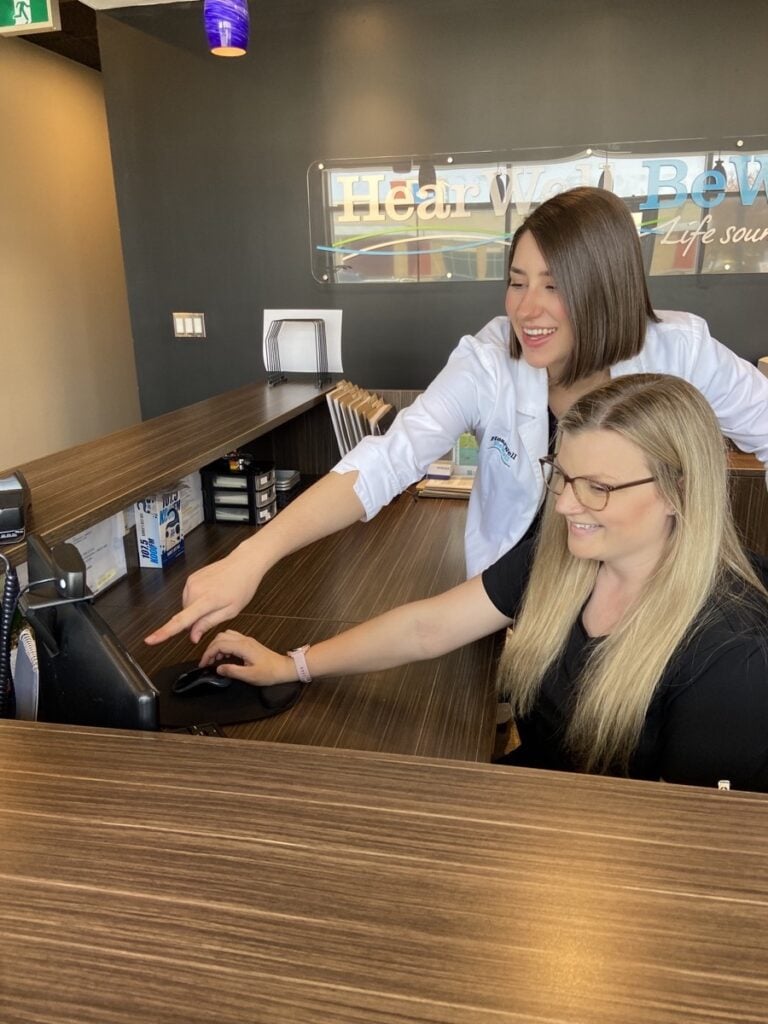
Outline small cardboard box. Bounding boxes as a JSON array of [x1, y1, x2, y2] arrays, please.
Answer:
[[758, 357, 768, 379], [135, 490, 184, 568], [452, 432, 479, 478]]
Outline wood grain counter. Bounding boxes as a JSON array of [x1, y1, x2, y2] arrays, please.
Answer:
[[99, 493, 499, 762], [727, 449, 768, 554], [2, 379, 765, 569], [0, 381, 332, 565], [2, 719, 767, 1024]]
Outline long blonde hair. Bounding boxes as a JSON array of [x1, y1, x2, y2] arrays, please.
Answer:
[[497, 373, 766, 774]]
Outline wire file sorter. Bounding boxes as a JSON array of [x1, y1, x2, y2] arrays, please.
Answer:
[[263, 318, 331, 389]]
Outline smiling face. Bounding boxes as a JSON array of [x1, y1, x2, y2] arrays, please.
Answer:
[[505, 231, 575, 379], [553, 428, 676, 576]]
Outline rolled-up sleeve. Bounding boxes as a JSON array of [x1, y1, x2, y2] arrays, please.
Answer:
[[333, 334, 487, 520], [672, 316, 768, 466]]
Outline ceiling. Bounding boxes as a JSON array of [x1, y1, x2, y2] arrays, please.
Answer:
[[24, 0, 188, 70]]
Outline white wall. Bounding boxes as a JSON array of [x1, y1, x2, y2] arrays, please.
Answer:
[[0, 37, 141, 469]]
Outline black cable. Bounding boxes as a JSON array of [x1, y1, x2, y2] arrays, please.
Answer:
[[0, 553, 20, 719], [17, 577, 55, 603]]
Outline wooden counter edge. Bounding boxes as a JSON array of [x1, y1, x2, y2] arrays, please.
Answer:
[[0, 381, 332, 565]]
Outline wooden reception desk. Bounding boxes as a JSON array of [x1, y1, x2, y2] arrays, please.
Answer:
[[2, 379, 766, 569], [2, 379, 498, 761], [0, 380, 337, 566], [98, 494, 499, 762], [1, 379, 766, 761], [2, 383, 768, 1022], [2, 719, 768, 1024]]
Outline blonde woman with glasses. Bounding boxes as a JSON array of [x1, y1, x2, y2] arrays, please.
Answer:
[[201, 374, 768, 790]]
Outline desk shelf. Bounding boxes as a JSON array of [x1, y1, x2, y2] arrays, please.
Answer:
[[0, 381, 336, 566]]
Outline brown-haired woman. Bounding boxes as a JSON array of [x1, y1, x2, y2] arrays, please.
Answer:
[[148, 187, 768, 648]]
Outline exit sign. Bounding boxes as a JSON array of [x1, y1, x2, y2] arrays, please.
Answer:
[[0, 0, 60, 35]]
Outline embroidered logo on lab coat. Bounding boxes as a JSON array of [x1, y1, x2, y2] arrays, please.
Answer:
[[488, 435, 517, 465]]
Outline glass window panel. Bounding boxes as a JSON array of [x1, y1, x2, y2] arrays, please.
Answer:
[[308, 143, 768, 283]]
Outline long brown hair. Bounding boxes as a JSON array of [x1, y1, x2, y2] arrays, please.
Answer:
[[497, 374, 766, 773], [508, 187, 659, 386]]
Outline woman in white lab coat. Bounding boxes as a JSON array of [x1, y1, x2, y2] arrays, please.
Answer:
[[147, 186, 768, 646]]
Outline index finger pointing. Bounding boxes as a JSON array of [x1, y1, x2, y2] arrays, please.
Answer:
[[144, 604, 203, 646]]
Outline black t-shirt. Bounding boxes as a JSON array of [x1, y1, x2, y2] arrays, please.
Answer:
[[482, 541, 768, 791]]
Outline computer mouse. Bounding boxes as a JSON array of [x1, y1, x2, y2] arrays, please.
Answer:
[[171, 657, 244, 696]]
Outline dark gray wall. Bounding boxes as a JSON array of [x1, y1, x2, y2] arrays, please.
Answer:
[[99, 0, 768, 418]]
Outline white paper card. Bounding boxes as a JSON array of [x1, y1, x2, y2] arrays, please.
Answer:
[[68, 512, 127, 594]]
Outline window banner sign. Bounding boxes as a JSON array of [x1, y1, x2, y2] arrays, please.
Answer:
[[0, 0, 60, 35], [307, 138, 768, 284]]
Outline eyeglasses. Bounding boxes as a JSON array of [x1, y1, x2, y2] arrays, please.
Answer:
[[539, 456, 656, 511]]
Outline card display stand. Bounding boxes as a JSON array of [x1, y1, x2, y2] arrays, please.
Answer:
[[325, 381, 396, 457]]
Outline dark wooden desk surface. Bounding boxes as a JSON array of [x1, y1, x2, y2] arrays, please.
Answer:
[[2, 719, 767, 1024], [99, 494, 498, 762], [0, 381, 331, 565], [728, 450, 764, 475], [727, 449, 768, 554]]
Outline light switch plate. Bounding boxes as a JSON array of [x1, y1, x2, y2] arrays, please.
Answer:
[[172, 312, 206, 338]]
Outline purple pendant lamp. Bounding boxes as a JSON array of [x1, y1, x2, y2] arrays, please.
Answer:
[[203, 0, 249, 57]]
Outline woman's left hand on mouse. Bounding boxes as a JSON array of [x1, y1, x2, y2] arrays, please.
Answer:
[[200, 630, 297, 686]]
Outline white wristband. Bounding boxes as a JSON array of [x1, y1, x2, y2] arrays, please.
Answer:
[[287, 644, 312, 683]]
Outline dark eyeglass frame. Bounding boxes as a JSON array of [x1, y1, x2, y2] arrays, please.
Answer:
[[539, 456, 657, 511]]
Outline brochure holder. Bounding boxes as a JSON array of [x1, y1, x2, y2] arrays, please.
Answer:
[[325, 382, 396, 457]]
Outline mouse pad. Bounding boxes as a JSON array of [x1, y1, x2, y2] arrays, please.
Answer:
[[151, 662, 303, 728]]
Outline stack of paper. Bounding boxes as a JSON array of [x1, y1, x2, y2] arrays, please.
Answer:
[[415, 476, 474, 500]]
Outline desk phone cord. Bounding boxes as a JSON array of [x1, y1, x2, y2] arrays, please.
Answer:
[[0, 553, 20, 719]]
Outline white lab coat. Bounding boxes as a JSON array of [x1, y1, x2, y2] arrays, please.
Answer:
[[334, 311, 768, 577]]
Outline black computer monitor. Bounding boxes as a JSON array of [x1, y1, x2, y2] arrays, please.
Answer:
[[22, 534, 159, 730]]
